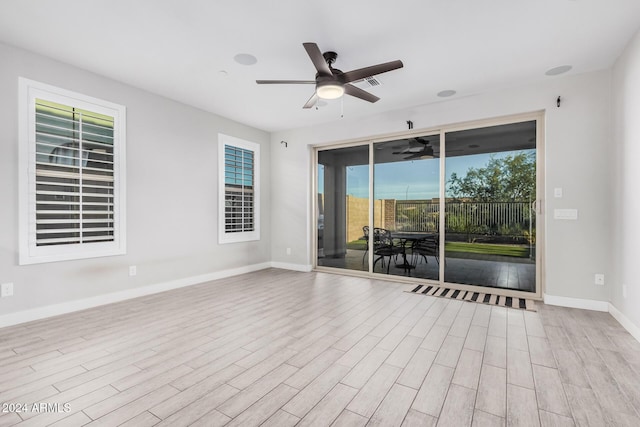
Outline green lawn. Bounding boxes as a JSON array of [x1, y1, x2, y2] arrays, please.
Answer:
[[346, 239, 530, 258], [445, 241, 530, 258]]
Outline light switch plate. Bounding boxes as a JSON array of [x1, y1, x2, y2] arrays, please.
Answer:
[[554, 187, 563, 198], [554, 209, 578, 220]]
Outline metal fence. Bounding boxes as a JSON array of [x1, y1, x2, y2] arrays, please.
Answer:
[[395, 201, 534, 237]]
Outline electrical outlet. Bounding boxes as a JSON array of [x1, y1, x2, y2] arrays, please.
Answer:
[[129, 265, 137, 277], [286, 248, 291, 255], [1, 282, 14, 298], [594, 274, 605, 286], [554, 187, 563, 198]]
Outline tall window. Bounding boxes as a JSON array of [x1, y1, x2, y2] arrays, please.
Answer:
[[19, 78, 126, 264], [218, 134, 260, 244]]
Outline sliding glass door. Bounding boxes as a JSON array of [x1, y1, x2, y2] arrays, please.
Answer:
[[314, 114, 542, 297], [444, 121, 537, 292], [317, 145, 369, 272], [372, 135, 440, 280]]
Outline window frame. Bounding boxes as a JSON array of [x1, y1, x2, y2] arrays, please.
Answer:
[[218, 134, 260, 244], [18, 78, 127, 265]]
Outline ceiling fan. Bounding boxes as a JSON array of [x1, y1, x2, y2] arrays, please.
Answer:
[[256, 42, 403, 109], [393, 137, 435, 160]]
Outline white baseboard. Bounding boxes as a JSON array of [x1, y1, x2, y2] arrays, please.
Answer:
[[0, 262, 272, 328], [543, 293, 609, 312], [270, 262, 313, 272], [608, 303, 640, 343]]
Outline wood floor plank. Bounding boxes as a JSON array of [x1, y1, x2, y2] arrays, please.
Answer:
[[187, 410, 231, 427], [438, 383, 477, 426], [396, 348, 437, 390], [435, 335, 465, 368], [412, 363, 454, 417], [386, 335, 422, 368], [296, 383, 358, 427], [83, 364, 192, 420], [532, 364, 571, 417], [476, 364, 507, 418], [227, 348, 297, 390], [154, 384, 239, 427], [284, 347, 344, 390], [484, 335, 507, 369], [48, 412, 93, 427], [149, 364, 243, 419], [85, 384, 178, 426], [507, 347, 535, 389], [282, 363, 350, 418], [538, 410, 574, 427], [260, 409, 300, 427], [340, 347, 391, 389], [401, 409, 437, 427], [368, 383, 417, 427], [225, 383, 298, 427], [464, 325, 488, 352], [507, 384, 540, 427], [472, 409, 505, 427], [346, 363, 401, 418], [117, 411, 161, 427], [452, 348, 483, 390], [335, 334, 381, 368], [217, 363, 298, 418]]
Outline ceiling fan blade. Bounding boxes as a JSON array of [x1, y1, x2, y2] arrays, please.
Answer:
[[303, 42, 332, 76], [341, 60, 404, 83], [344, 84, 380, 103], [256, 80, 315, 84], [303, 93, 319, 109]]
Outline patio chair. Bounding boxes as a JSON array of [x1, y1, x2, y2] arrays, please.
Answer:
[[411, 234, 440, 265], [372, 228, 403, 273], [362, 226, 370, 266]]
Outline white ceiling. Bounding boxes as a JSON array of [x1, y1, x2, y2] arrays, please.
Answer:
[[1, 0, 639, 132]]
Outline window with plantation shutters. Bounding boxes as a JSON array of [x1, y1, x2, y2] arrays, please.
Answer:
[[218, 134, 260, 244], [19, 78, 126, 264]]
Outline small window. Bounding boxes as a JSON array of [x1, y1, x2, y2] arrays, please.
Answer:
[[218, 134, 260, 244], [19, 78, 126, 264]]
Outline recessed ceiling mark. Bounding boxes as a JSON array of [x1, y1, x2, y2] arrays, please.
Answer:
[[545, 65, 572, 76], [234, 53, 257, 65], [437, 90, 456, 97]]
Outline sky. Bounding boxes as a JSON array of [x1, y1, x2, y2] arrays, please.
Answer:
[[318, 150, 534, 200]]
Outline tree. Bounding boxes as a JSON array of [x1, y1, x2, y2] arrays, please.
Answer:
[[447, 151, 535, 202]]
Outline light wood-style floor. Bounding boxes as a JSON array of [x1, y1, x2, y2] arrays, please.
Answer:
[[0, 269, 639, 426]]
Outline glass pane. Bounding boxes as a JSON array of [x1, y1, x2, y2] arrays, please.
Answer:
[[373, 135, 440, 279], [317, 145, 369, 272], [444, 121, 536, 292]]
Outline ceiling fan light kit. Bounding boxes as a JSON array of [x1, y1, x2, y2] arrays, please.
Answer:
[[256, 42, 403, 108], [316, 81, 345, 99]]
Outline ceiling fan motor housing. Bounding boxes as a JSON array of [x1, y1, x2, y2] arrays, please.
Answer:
[[322, 51, 338, 67]]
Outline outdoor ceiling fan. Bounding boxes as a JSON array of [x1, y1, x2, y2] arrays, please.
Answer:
[[393, 137, 435, 160], [256, 42, 404, 108]]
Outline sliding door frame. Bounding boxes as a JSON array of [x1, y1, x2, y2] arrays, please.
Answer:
[[313, 111, 545, 300]]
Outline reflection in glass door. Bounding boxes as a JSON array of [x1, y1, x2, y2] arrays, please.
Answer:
[[444, 121, 537, 292], [317, 145, 369, 272], [373, 136, 440, 280]]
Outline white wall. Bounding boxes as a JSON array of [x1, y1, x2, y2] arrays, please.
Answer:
[[0, 42, 271, 321], [271, 70, 613, 303], [612, 29, 640, 334]]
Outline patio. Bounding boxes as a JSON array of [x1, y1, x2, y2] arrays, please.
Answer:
[[317, 249, 535, 293]]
